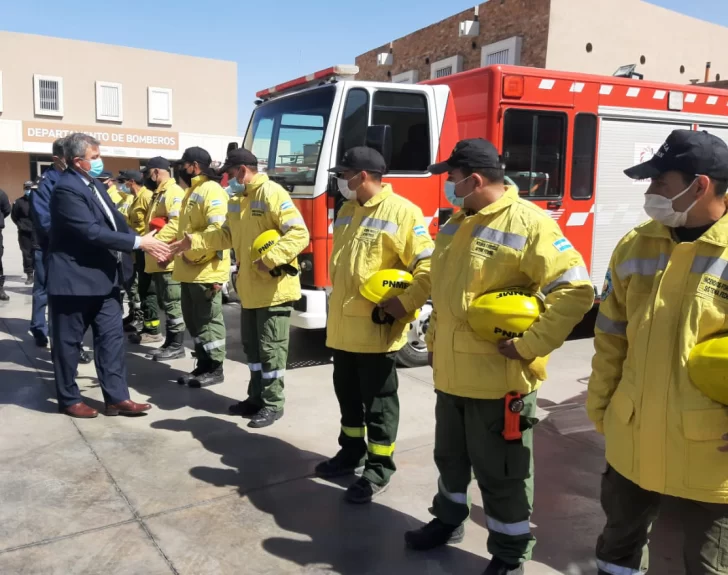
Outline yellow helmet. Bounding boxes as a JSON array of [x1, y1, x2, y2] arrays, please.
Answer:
[[467, 289, 543, 344], [689, 335, 728, 405], [360, 269, 419, 324], [251, 230, 281, 261]]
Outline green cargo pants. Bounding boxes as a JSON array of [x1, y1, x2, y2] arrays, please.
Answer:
[[332, 350, 400, 487], [240, 304, 292, 412], [135, 250, 159, 335], [180, 283, 226, 363], [597, 465, 728, 575], [432, 390, 537, 566], [125, 266, 142, 322], [153, 272, 185, 335]]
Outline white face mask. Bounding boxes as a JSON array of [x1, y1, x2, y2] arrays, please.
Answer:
[[643, 177, 699, 227], [337, 173, 360, 200]]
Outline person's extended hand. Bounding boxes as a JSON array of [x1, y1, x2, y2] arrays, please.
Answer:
[[497, 339, 524, 360], [254, 258, 270, 273], [139, 230, 172, 262], [378, 297, 407, 320], [169, 233, 193, 257]]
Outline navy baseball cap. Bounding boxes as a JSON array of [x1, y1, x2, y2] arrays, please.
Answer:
[[429, 138, 503, 175], [625, 130, 728, 180], [329, 147, 387, 175], [178, 147, 212, 168], [144, 157, 171, 172], [220, 148, 258, 172]]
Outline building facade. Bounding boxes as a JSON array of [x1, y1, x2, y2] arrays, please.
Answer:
[[0, 32, 238, 200], [356, 0, 728, 88]]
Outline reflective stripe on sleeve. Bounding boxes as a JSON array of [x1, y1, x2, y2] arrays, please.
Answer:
[[691, 255, 728, 280], [367, 442, 395, 457], [616, 253, 668, 280], [410, 247, 434, 270], [168, 210, 180, 217], [472, 226, 527, 250], [281, 217, 306, 233], [542, 266, 591, 295], [251, 201, 268, 211], [438, 477, 468, 505], [595, 560, 642, 575], [190, 193, 204, 204], [208, 215, 226, 224], [439, 222, 460, 236], [248, 363, 262, 372], [334, 216, 352, 228], [202, 339, 226, 351], [341, 425, 366, 438], [261, 368, 286, 380], [228, 203, 241, 213], [595, 312, 627, 336], [485, 515, 531, 536], [168, 317, 185, 326], [361, 217, 399, 234], [157, 195, 166, 204]]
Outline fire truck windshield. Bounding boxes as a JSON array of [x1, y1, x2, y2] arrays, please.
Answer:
[[244, 85, 335, 186]]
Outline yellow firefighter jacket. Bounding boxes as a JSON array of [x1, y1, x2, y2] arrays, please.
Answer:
[[144, 178, 186, 274]]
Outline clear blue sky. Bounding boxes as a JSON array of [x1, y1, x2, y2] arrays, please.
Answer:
[[1, 0, 725, 136]]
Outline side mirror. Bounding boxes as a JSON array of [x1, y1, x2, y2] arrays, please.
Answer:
[[366, 125, 393, 170], [326, 173, 339, 198]]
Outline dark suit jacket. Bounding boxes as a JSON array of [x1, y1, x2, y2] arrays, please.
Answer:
[[48, 169, 137, 297]]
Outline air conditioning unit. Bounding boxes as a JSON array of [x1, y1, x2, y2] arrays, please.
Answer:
[[459, 20, 479, 37], [377, 53, 393, 66]]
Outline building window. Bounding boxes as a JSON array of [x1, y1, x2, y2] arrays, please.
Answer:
[[481, 36, 523, 67], [392, 70, 419, 84], [95, 81, 123, 122], [337, 88, 370, 162], [372, 90, 430, 172], [571, 114, 597, 200], [148, 87, 173, 125], [502, 109, 567, 198], [430, 55, 463, 80], [33, 74, 64, 117]]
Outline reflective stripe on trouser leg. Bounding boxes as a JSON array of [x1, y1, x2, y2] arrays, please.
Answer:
[[241, 307, 262, 406], [155, 273, 185, 335], [432, 391, 474, 526], [189, 284, 226, 363], [333, 350, 367, 464], [595, 561, 642, 575], [136, 251, 159, 333], [257, 304, 292, 411], [359, 351, 399, 486]]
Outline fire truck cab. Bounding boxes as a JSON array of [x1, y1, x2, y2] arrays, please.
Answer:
[[236, 64, 728, 366]]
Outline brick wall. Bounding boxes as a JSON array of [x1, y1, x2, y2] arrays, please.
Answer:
[[355, 0, 551, 83]]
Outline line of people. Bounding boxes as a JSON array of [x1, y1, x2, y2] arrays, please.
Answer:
[[23, 126, 728, 574]]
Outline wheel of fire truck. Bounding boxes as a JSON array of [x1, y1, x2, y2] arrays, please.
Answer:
[[397, 302, 432, 368]]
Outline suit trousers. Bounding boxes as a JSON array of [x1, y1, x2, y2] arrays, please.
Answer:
[[50, 289, 131, 408]]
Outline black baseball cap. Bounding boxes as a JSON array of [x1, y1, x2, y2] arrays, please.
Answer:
[[329, 146, 387, 175], [144, 157, 171, 172], [98, 171, 114, 181], [625, 130, 728, 180], [429, 138, 502, 175], [122, 170, 144, 185], [220, 148, 258, 172], [178, 147, 212, 168]]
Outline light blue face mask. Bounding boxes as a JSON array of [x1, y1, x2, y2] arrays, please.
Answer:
[[444, 175, 473, 208], [228, 177, 245, 195], [87, 158, 104, 178], [118, 184, 130, 194]]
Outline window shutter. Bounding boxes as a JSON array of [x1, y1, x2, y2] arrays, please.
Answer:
[[96, 82, 122, 121], [486, 49, 510, 65], [148, 87, 173, 125]]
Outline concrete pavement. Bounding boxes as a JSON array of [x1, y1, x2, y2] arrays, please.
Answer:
[[0, 220, 682, 575]]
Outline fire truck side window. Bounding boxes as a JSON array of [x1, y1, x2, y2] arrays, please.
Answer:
[[571, 114, 597, 200], [372, 91, 431, 172], [502, 109, 566, 198], [337, 88, 370, 162]]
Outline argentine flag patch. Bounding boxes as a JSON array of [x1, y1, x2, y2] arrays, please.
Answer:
[[210, 199, 223, 207], [281, 201, 293, 210], [553, 238, 573, 252], [413, 225, 427, 237]]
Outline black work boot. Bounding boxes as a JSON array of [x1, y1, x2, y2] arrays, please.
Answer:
[[229, 399, 261, 418], [177, 359, 211, 385], [405, 518, 465, 550], [483, 557, 525, 575], [79, 347, 92, 364], [125, 318, 144, 333], [153, 333, 185, 361], [314, 451, 366, 479], [189, 361, 224, 388], [0, 277, 9, 301], [344, 477, 389, 504], [248, 407, 284, 429], [25, 272, 34, 286]]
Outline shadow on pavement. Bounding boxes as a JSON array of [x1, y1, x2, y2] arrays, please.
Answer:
[[152, 415, 488, 574]]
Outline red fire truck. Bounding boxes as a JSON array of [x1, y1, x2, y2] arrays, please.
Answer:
[[235, 63, 728, 366]]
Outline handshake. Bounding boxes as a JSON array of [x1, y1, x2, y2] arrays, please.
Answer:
[[138, 231, 196, 266]]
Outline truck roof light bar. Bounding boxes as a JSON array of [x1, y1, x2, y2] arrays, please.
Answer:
[[256, 65, 359, 99]]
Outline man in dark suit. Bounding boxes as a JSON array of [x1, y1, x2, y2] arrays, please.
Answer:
[[48, 133, 172, 418]]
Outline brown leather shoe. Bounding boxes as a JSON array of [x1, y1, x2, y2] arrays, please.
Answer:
[[60, 402, 99, 418], [105, 400, 152, 416]]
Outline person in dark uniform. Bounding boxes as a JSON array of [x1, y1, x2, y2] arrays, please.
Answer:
[[12, 181, 37, 285], [0, 186, 10, 301]]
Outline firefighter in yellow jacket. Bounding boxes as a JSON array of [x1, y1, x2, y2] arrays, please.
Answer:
[[404, 139, 594, 575], [589, 130, 728, 575], [172, 147, 230, 388], [315, 147, 434, 504], [175, 148, 309, 427], [142, 157, 187, 362]]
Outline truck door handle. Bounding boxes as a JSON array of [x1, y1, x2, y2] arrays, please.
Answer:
[[547, 200, 562, 210]]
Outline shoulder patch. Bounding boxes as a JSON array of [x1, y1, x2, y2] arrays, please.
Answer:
[[601, 269, 613, 302], [210, 199, 223, 207], [280, 200, 293, 210], [172, 197, 182, 204], [413, 225, 427, 237], [553, 238, 573, 252]]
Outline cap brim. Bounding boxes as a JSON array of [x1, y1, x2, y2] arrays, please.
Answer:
[[428, 161, 452, 175], [624, 159, 662, 180], [328, 165, 349, 174]]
